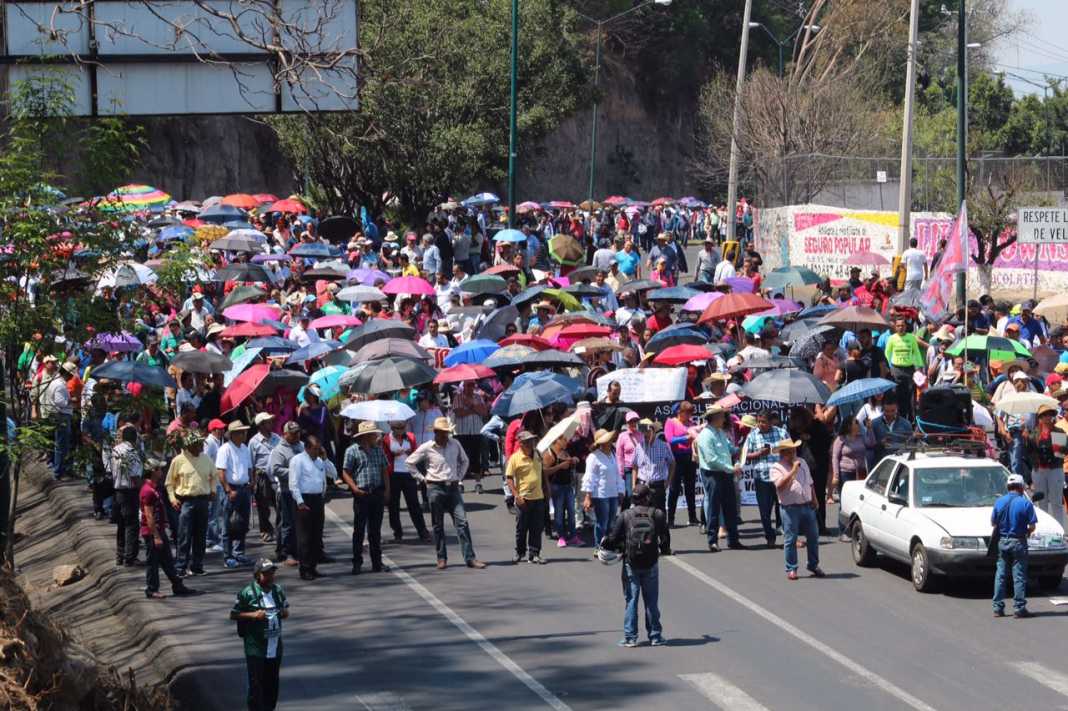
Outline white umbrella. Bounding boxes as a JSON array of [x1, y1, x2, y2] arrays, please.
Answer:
[[340, 400, 416, 421], [96, 261, 158, 290], [336, 285, 388, 303], [227, 228, 268, 243], [994, 391, 1058, 416], [971, 400, 995, 432], [537, 414, 579, 454]]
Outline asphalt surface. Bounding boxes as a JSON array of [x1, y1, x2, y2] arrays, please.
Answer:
[[122, 474, 1068, 711]]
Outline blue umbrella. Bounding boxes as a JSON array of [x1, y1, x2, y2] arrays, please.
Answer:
[[199, 204, 245, 224], [492, 379, 574, 417], [444, 339, 500, 366], [797, 304, 839, 319], [825, 378, 897, 408], [513, 370, 581, 392], [285, 340, 342, 366], [647, 286, 699, 303], [92, 360, 176, 389], [511, 284, 547, 307], [299, 365, 348, 403], [289, 243, 337, 258], [493, 228, 527, 243], [247, 336, 301, 353], [159, 225, 193, 242], [461, 192, 500, 207], [224, 347, 264, 387]]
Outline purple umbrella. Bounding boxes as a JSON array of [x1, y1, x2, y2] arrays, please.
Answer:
[[682, 291, 723, 312], [348, 268, 390, 286], [85, 331, 143, 353], [251, 253, 292, 264], [724, 276, 755, 294], [760, 298, 803, 316]]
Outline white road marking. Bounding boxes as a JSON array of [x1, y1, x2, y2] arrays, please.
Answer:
[[325, 508, 572, 711], [357, 691, 413, 710], [664, 556, 939, 711], [679, 673, 769, 711], [1016, 662, 1068, 698]]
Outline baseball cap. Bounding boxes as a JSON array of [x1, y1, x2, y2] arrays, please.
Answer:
[[283, 421, 301, 434], [624, 411, 640, 423], [254, 412, 275, 425], [254, 558, 278, 575], [517, 430, 538, 442], [1006, 473, 1026, 487], [208, 418, 227, 431]]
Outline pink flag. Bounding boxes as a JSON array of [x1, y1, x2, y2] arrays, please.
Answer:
[[921, 201, 968, 319]]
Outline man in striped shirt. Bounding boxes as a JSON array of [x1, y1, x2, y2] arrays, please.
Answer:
[[633, 420, 674, 551], [450, 381, 489, 493], [743, 412, 790, 548]]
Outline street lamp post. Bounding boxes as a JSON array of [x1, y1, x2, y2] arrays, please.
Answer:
[[747, 22, 820, 79], [577, 0, 672, 203], [507, 0, 518, 227]]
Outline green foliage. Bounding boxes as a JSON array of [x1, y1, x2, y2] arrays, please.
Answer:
[[152, 241, 209, 299], [268, 0, 589, 219]]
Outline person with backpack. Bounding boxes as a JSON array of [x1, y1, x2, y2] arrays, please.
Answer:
[[231, 559, 290, 711], [600, 484, 671, 648]]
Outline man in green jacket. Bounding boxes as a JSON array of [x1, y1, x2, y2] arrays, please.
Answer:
[[231, 559, 290, 711], [883, 317, 926, 421]]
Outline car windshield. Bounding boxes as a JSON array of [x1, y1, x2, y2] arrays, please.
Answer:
[[913, 466, 1008, 508]]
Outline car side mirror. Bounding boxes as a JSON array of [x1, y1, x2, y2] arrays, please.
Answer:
[[1032, 492, 1046, 503], [888, 493, 907, 506]]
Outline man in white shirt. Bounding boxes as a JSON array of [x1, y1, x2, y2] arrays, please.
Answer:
[[418, 319, 450, 348], [900, 238, 928, 291], [288, 312, 320, 348], [713, 255, 736, 285], [249, 413, 281, 543], [288, 434, 332, 580], [216, 421, 254, 567]]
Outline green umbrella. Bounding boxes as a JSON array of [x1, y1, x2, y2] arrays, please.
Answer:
[[763, 267, 823, 290], [459, 274, 508, 295], [221, 285, 267, 310], [542, 288, 582, 312], [548, 234, 585, 266], [946, 335, 1031, 363]]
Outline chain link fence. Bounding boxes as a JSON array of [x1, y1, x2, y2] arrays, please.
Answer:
[[749, 154, 1068, 212]]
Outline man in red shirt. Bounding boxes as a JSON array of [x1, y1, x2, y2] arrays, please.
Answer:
[[645, 303, 673, 336], [141, 458, 196, 600]]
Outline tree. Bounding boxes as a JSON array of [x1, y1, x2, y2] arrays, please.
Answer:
[[967, 176, 1019, 296], [267, 0, 588, 221]]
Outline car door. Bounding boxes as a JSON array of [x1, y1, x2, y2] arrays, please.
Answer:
[[857, 459, 898, 549], [879, 466, 919, 562]]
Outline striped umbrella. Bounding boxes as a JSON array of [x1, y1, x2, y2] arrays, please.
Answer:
[[101, 184, 172, 212]]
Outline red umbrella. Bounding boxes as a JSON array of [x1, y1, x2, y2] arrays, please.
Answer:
[[698, 293, 774, 324], [222, 193, 261, 209], [266, 198, 307, 214], [433, 364, 495, 385], [653, 344, 713, 366], [220, 322, 277, 338], [549, 200, 576, 209], [558, 324, 612, 340], [252, 193, 279, 204], [484, 263, 520, 277], [383, 276, 435, 296], [221, 363, 270, 413], [650, 197, 675, 206], [498, 333, 554, 350]]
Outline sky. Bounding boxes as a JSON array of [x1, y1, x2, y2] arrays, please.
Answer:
[[993, 0, 1068, 95]]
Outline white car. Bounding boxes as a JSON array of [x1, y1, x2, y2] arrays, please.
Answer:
[[839, 452, 1068, 592]]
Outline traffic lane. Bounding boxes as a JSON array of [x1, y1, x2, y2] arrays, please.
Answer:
[[359, 492, 938, 711], [672, 503, 1068, 711]]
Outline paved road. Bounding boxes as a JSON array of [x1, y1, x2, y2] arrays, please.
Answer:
[[137, 473, 1068, 711]]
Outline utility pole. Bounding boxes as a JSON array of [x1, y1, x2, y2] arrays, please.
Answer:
[[955, 0, 967, 307], [588, 28, 601, 203], [896, 0, 920, 254], [725, 0, 754, 244], [507, 0, 519, 228]]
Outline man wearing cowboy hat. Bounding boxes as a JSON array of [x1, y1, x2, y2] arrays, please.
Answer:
[[407, 418, 487, 570], [341, 422, 392, 575], [166, 430, 216, 577], [771, 439, 824, 580], [217, 420, 254, 568], [250, 413, 282, 544]]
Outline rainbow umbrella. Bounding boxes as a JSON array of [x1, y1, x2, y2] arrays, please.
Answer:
[[101, 184, 172, 212]]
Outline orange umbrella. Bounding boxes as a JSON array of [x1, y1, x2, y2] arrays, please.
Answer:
[[266, 198, 307, 214], [498, 333, 554, 350], [222, 193, 261, 209], [698, 293, 774, 324]]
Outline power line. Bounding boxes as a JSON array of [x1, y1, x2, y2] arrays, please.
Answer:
[[990, 63, 1068, 81], [1018, 29, 1068, 64]]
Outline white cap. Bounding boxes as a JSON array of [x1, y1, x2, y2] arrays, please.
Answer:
[[1007, 473, 1026, 487]]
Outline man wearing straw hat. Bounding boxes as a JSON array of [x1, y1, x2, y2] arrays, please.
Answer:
[[407, 417, 487, 570], [506, 430, 549, 565], [771, 439, 824, 581], [341, 422, 392, 575]]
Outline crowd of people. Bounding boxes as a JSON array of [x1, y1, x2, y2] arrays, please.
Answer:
[[14, 190, 1068, 705]]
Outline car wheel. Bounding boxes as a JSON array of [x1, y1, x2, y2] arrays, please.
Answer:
[[851, 520, 876, 567], [910, 543, 936, 593], [1038, 572, 1064, 591]]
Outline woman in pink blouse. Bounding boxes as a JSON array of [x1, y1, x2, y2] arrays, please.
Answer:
[[812, 341, 842, 392], [664, 402, 700, 528]]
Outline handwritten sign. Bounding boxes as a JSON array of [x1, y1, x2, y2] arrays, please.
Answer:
[[597, 367, 687, 404]]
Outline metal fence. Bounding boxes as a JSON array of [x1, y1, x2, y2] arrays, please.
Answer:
[[748, 154, 1068, 212]]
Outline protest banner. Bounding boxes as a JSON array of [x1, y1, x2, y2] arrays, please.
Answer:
[[596, 367, 687, 404]]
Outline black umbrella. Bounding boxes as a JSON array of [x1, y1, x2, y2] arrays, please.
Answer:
[[248, 336, 301, 353], [91, 361, 177, 389], [215, 263, 270, 282], [343, 319, 417, 351], [170, 351, 234, 374], [353, 338, 431, 362], [319, 215, 360, 243], [221, 285, 268, 310], [209, 236, 261, 252], [779, 318, 821, 344], [474, 304, 520, 342], [563, 283, 602, 298], [742, 369, 831, 405], [892, 287, 924, 309], [789, 324, 839, 361], [351, 356, 437, 395], [522, 350, 584, 368], [567, 265, 599, 283], [616, 279, 662, 295], [732, 355, 805, 373], [511, 284, 548, 307], [683, 281, 717, 292], [199, 204, 246, 224], [646, 327, 708, 353], [260, 368, 310, 395], [301, 267, 348, 281]]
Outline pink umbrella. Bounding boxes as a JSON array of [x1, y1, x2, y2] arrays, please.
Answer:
[[757, 298, 803, 317], [724, 276, 755, 293], [310, 314, 361, 330], [682, 291, 723, 312], [845, 251, 890, 267], [223, 303, 282, 323], [383, 276, 435, 296]]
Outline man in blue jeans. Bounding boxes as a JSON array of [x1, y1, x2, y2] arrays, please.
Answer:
[[696, 406, 742, 552], [770, 439, 824, 581], [992, 473, 1037, 618], [602, 485, 671, 647], [743, 413, 789, 548]]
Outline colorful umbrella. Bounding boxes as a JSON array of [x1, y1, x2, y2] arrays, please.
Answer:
[[724, 276, 755, 294], [223, 303, 282, 323], [383, 276, 435, 296], [682, 291, 723, 312], [603, 196, 632, 206], [266, 198, 307, 214], [100, 184, 172, 212], [498, 334, 554, 350], [548, 234, 584, 266], [349, 268, 391, 286], [444, 339, 501, 367], [221, 364, 271, 413], [222, 193, 262, 209], [653, 344, 713, 366], [548, 200, 577, 210], [220, 322, 277, 338], [541, 288, 582, 312], [698, 293, 775, 324], [309, 314, 361, 330], [434, 364, 496, 385], [220, 286, 268, 310], [223, 347, 263, 387], [946, 335, 1031, 362]]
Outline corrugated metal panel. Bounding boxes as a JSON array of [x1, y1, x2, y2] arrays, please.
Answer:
[[96, 62, 276, 114], [94, 1, 271, 56], [4, 3, 91, 54]]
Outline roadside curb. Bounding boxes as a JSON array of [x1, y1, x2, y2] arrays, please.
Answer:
[[14, 464, 225, 711]]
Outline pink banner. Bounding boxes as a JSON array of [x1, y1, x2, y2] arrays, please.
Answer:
[[913, 217, 1068, 271]]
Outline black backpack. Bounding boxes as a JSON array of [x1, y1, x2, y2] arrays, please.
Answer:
[[625, 506, 658, 569]]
